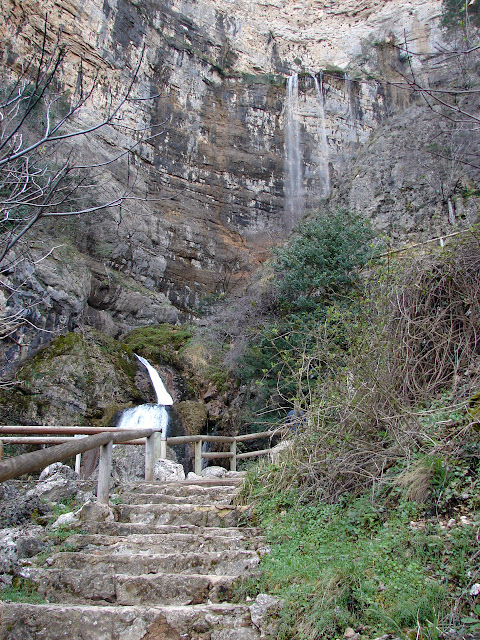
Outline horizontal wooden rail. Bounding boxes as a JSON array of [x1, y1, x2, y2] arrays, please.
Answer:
[[236, 428, 285, 442], [0, 426, 150, 435], [202, 451, 234, 459], [0, 427, 163, 504], [237, 448, 275, 459], [165, 434, 235, 445], [0, 427, 285, 442], [0, 437, 147, 445], [0, 423, 290, 497]]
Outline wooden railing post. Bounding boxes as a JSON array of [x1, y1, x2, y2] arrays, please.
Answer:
[[145, 433, 154, 481], [229, 440, 237, 472], [153, 431, 162, 462], [97, 439, 113, 505], [194, 439, 202, 476], [0, 440, 3, 461], [160, 436, 167, 460]]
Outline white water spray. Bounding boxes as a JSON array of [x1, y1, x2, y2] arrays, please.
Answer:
[[284, 73, 304, 230], [312, 73, 330, 197], [117, 403, 169, 437]]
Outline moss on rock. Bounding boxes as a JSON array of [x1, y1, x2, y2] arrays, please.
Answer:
[[122, 324, 193, 368], [0, 329, 143, 426], [174, 401, 208, 436]]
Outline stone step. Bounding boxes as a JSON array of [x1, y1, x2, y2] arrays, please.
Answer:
[[24, 567, 239, 606], [124, 480, 241, 494], [0, 601, 260, 640], [67, 530, 267, 554], [113, 503, 250, 528], [121, 491, 236, 505], [125, 478, 244, 494], [44, 549, 261, 576]]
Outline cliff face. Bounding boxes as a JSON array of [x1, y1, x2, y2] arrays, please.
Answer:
[[2, 0, 462, 369]]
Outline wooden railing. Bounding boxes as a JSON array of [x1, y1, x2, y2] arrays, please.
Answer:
[[0, 425, 285, 504]]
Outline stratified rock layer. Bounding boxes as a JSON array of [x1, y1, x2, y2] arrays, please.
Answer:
[[0, 0, 446, 363]]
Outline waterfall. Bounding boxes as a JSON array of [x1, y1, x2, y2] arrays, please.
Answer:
[[284, 73, 304, 230], [117, 403, 169, 437], [344, 73, 357, 143], [312, 73, 331, 198], [135, 353, 173, 405], [116, 354, 172, 437]]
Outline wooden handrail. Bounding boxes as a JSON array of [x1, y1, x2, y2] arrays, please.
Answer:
[[0, 427, 284, 441], [0, 427, 162, 504], [0, 425, 288, 498], [0, 437, 147, 445], [0, 426, 157, 435]]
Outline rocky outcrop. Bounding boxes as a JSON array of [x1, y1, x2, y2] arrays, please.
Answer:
[[0, 329, 144, 426], [0, 0, 447, 348]]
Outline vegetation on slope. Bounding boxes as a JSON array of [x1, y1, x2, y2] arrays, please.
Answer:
[[233, 212, 480, 639]]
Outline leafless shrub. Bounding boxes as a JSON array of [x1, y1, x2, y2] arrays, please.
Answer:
[[388, 229, 480, 403]]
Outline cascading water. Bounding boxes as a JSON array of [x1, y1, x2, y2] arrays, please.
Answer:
[[312, 73, 331, 198], [344, 73, 358, 143], [117, 403, 169, 436], [134, 354, 173, 405], [284, 73, 304, 230], [116, 354, 173, 437]]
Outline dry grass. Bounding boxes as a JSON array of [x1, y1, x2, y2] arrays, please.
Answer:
[[247, 231, 480, 503], [388, 230, 480, 404]]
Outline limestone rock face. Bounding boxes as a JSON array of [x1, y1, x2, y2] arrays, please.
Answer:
[[174, 401, 209, 436], [0, 329, 144, 426], [0, 0, 446, 363]]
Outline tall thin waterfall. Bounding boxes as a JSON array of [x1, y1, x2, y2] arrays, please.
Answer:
[[344, 73, 357, 143], [135, 353, 173, 405], [312, 73, 331, 198], [284, 73, 304, 230], [116, 354, 173, 437]]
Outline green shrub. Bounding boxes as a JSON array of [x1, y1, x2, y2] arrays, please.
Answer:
[[274, 208, 375, 314], [237, 209, 376, 419]]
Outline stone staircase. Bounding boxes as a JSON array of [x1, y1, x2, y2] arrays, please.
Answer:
[[0, 478, 267, 639]]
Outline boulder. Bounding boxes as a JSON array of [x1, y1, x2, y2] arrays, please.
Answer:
[[16, 536, 47, 559], [154, 459, 185, 482], [0, 482, 51, 528], [0, 525, 46, 576], [250, 593, 283, 638], [111, 445, 146, 483], [78, 502, 114, 523], [201, 465, 227, 478], [27, 475, 79, 504], [39, 463, 78, 482], [51, 512, 79, 529], [269, 440, 292, 463]]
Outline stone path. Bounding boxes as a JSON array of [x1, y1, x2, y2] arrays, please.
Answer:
[[0, 478, 267, 639]]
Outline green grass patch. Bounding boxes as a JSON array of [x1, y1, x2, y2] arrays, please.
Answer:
[[237, 468, 479, 640], [0, 578, 45, 604], [46, 525, 86, 544]]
